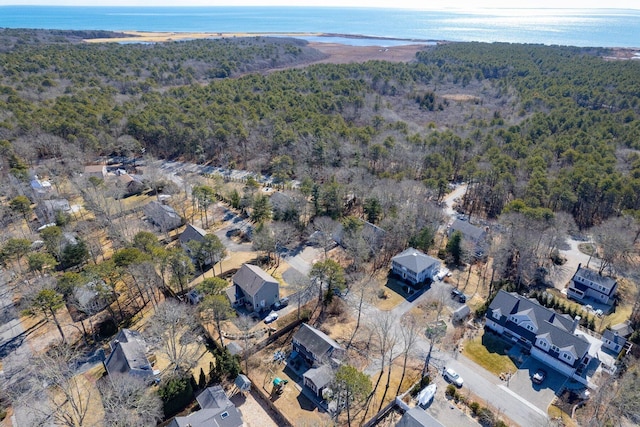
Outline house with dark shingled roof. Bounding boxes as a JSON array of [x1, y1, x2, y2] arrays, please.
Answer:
[[485, 290, 593, 380]]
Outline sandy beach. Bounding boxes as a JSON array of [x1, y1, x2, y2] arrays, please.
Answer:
[[84, 31, 429, 65]]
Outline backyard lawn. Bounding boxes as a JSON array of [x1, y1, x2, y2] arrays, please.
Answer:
[[462, 331, 517, 376]]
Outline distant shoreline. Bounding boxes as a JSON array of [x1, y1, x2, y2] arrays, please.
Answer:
[[83, 30, 444, 45]]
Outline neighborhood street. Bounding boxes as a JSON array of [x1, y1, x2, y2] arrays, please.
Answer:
[[160, 163, 583, 427]]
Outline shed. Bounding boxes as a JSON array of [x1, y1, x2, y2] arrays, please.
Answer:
[[452, 304, 471, 322]]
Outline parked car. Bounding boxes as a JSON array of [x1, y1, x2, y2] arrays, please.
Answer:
[[436, 269, 449, 281], [451, 289, 466, 302], [273, 297, 289, 310], [444, 368, 464, 387], [532, 368, 546, 384], [264, 311, 279, 324]]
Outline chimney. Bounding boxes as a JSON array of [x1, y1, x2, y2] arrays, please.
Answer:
[[572, 316, 581, 333]]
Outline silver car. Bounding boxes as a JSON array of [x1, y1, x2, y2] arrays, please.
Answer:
[[444, 368, 464, 387]]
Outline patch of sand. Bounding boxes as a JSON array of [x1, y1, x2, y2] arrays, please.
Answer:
[[84, 31, 426, 65], [442, 94, 481, 102]]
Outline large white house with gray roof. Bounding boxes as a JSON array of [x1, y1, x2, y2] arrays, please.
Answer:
[[486, 290, 593, 380], [391, 247, 441, 285]]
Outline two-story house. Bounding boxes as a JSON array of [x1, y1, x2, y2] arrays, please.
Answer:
[[486, 290, 592, 380], [169, 385, 243, 427], [448, 219, 488, 259], [229, 264, 279, 313], [104, 329, 155, 380], [293, 323, 345, 367], [292, 323, 345, 398], [391, 247, 441, 285], [568, 264, 617, 306]]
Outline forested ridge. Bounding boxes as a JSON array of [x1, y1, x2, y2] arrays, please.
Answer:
[[1, 31, 640, 228]]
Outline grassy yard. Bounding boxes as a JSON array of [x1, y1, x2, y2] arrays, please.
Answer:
[[375, 277, 415, 311], [462, 331, 517, 376]]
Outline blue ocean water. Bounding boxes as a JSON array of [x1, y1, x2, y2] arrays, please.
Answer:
[[0, 6, 639, 48]]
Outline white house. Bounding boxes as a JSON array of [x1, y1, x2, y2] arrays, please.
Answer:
[[486, 290, 592, 381], [391, 247, 441, 285]]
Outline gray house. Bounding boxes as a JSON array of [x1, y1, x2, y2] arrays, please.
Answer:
[[36, 198, 71, 225], [230, 264, 279, 313], [448, 219, 488, 259], [144, 200, 183, 231], [169, 385, 243, 427], [396, 407, 444, 427], [180, 223, 208, 247], [391, 247, 441, 285], [601, 329, 627, 355], [303, 364, 334, 398], [568, 264, 617, 306], [292, 323, 345, 367], [104, 329, 154, 380], [72, 280, 111, 315]]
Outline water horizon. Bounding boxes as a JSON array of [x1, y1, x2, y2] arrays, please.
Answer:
[[1, 5, 639, 48]]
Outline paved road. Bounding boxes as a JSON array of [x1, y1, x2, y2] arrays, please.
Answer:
[[341, 280, 551, 427], [443, 183, 468, 217]]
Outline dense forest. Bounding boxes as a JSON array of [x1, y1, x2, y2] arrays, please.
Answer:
[[1, 30, 640, 229]]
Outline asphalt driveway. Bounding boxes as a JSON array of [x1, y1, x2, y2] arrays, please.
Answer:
[[505, 356, 568, 413]]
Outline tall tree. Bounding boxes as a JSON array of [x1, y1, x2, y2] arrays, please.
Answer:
[[446, 230, 464, 266], [30, 288, 66, 343], [200, 294, 235, 348], [309, 259, 346, 304], [147, 300, 200, 373], [18, 344, 93, 427], [167, 248, 194, 295], [250, 194, 271, 224], [27, 252, 58, 277], [188, 234, 226, 276], [2, 238, 31, 274], [334, 364, 371, 427], [9, 195, 32, 222], [396, 313, 421, 396], [40, 225, 64, 260], [98, 374, 163, 426], [192, 185, 215, 228]]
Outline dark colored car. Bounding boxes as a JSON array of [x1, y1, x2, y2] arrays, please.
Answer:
[[451, 289, 466, 303]]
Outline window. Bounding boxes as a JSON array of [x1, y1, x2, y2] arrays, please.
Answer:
[[221, 412, 229, 419], [551, 345, 559, 352]]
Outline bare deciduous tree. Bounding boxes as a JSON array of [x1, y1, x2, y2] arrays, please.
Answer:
[[98, 374, 163, 427], [396, 313, 421, 395], [17, 344, 93, 427], [590, 215, 637, 275], [147, 300, 201, 373]]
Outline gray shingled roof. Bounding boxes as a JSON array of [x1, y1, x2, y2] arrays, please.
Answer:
[[450, 219, 486, 242], [179, 223, 207, 245], [294, 323, 343, 359], [303, 365, 334, 390], [392, 248, 440, 274], [611, 322, 634, 338], [196, 385, 233, 410], [488, 291, 590, 359], [574, 266, 616, 291], [144, 200, 182, 229], [603, 329, 627, 346], [397, 407, 445, 427], [105, 329, 153, 377], [232, 264, 278, 297], [170, 386, 243, 427]]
